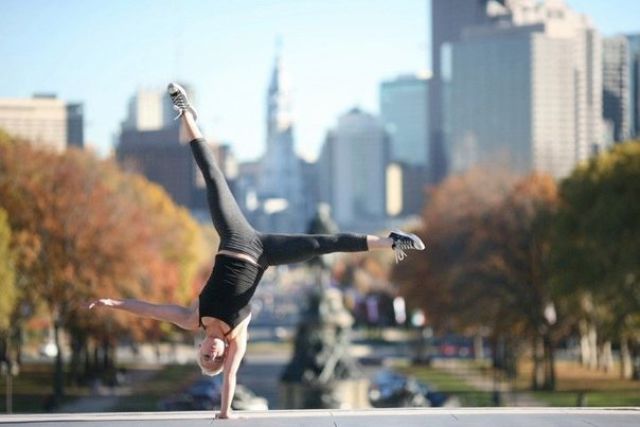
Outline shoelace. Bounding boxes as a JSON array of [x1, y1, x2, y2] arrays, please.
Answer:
[[170, 92, 190, 120], [393, 247, 407, 264]]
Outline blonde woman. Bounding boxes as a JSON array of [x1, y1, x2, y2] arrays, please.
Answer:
[[89, 83, 425, 419]]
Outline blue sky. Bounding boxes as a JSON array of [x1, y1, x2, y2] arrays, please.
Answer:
[[2, 0, 639, 161]]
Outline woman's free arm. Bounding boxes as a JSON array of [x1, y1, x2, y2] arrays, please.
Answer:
[[89, 298, 199, 331]]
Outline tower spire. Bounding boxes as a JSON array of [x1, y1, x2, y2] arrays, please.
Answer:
[[267, 38, 292, 134]]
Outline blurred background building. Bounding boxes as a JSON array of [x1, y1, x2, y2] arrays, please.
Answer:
[[438, 0, 605, 178], [115, 84, 239, 221], [380, 73, 430, 217], [254, 51, 308, 233], [428, 0, 499, 184], [33, 0, 636, 233], [121, 89, 173, 132], [0, 94, 84, 152], [317, 108, 389, 232], [627, 33, 640, 138], [602, 36, 632, 144]]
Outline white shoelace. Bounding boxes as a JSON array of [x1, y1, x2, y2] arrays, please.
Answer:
[[172, 105, 185, 120], [170, 92, 195, 120], [393, 247, 407, 263]]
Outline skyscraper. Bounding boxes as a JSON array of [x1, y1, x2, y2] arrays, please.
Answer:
[[380, 73, 430, 167], [428, 0, 496, 183], [603, 36, 631, 143], [320, 108, 388, 231], [257, 50, 306, 233], [627, 34, 640, 138], [444, 0, 604, 178], [66, 103, 85, 148], [380, 73, 430, 216], [117, 124, 193, 207], [0, 94, 80, 152], [115, 84, 236, 217], [121, 87, 188, 132]]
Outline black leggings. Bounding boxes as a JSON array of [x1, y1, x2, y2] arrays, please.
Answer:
[[189, 138, 368, 268]]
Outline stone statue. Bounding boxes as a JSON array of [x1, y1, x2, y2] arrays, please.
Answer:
[[280, 204, 366, 409]]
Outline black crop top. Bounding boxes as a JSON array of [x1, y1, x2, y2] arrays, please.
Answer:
[[198, 254, 265, 330]]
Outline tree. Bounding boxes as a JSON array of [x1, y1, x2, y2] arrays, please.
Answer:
[[0, 208, 17, 333], [466, 174, 562, 390], [393, 168, 515, 334], [0, 134, 209, 402], [553, 140, 640, 379], [393, 169, 567, 390]]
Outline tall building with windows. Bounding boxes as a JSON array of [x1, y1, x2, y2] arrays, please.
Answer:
[[66, 103, 85, 148], [121, 86, 189, 132], [380, 74, 430, 167], [116, 84, 238, 216], [603, 36, 631, 143], [444, 0, 604, 178], [627, 34, 640, 138], [0, 94, 83, 152], [121, 89, 164, 131], [428, 0, 497, 183], [319, 108, 388, 231], [380, 73, 430, 216]]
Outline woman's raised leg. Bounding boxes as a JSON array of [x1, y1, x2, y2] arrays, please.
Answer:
[[168, 83, 258, 254]]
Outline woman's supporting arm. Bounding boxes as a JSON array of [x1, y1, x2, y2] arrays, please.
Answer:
[[218, 331, 248, 419], [88, 298, 199, 331]]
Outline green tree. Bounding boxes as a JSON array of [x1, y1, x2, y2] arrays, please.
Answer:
[[553, 140, 640, 379], [0, 208, 17, 332]]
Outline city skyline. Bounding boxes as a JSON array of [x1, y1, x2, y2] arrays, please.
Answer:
[[2, 0, 640, 161]]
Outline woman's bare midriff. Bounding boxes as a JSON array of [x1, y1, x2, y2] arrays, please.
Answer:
[[217, 249, 260, 267]]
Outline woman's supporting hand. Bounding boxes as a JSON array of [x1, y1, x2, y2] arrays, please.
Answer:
[[216, 411, 244, 420]]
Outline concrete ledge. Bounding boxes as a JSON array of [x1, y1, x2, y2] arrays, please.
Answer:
[[0, 408, 638, 427]]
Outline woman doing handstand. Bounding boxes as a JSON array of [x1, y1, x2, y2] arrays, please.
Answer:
[[89, 83, 425, 419]]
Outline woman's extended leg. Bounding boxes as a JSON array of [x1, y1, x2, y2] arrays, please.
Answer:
[[259, 231, 424, 266], [168, 83, 261, 258]]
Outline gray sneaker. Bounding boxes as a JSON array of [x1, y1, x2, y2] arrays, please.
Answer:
[[167, 82, 198, 121], [388, 230, 425, 263]]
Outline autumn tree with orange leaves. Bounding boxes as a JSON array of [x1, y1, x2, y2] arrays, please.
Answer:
[[392, 168, 515, 333], [393, 169, 565, 390], [465, 174, 562, 390], [0, 132, 208, 404]]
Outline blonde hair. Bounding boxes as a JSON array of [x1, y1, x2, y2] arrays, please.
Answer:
[[197, 353, 225, 376]]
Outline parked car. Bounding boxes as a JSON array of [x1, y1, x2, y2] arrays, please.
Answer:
[[160, 377, 268, 411], [368, 369, 449, 408]]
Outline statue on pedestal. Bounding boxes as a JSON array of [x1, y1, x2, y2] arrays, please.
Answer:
[[280, 204, 366, 409]]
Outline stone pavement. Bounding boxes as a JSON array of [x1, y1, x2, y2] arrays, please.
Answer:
[[0, 408, 638, 427]]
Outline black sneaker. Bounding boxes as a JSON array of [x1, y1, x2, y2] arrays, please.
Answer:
[[389, 230, 425, 263], [167, 82, 198, 121]]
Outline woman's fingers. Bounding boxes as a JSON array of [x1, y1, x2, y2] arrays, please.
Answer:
[[87, 299, 107, 309]]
